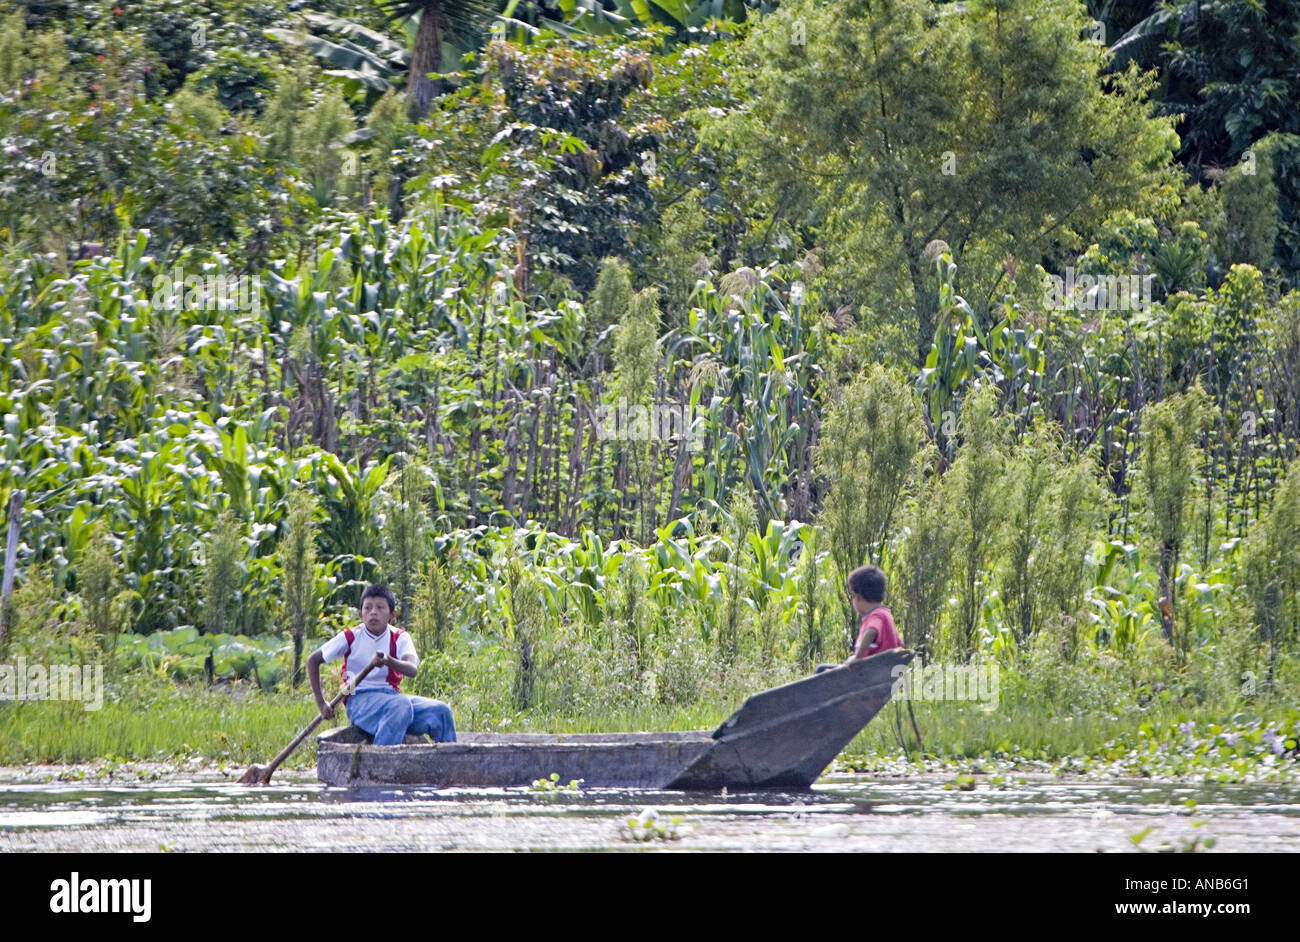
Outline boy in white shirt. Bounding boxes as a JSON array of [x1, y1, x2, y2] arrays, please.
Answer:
[[306, 584, 456, 745]]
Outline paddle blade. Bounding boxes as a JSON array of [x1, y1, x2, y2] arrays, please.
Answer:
[[238, 764, 269, 785]]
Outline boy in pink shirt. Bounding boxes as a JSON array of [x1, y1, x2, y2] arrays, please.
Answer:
[[816, 564, 902, 672], [843, 564, 902, 663]]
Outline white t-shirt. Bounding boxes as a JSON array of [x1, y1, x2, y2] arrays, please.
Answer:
[[319, 625, 418, 692]]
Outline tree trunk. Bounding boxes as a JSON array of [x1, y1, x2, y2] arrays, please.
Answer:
[[1159, 541, 1176, 643], [909, 250, 937, 368], [292, 629, 304, 688], [407, 4, 443, 121]]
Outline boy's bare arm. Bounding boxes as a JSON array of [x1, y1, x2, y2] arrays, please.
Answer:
[[307, 649, 333, 719], [844, 628, 877, 665]]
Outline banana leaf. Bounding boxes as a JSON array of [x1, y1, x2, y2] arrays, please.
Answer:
[[302, 12, 411, 66]]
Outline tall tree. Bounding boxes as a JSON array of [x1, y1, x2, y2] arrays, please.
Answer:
[[712, 0, 1179, 361], [1108, 0, 1300, 277], [379, 0, 499, 120]]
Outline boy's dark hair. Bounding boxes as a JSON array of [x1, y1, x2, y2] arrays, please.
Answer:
[[360, 584, 397, 613], [846, 565, 886, 604]]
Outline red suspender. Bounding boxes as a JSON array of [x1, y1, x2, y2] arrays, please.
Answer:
[[387, 628, 404, 691], [340, 628, 356, 704]]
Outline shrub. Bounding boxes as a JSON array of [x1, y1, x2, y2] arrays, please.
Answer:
[[190, 48, 277, 116], [891, 455, 956, 662], [1242, 459, 1300, 684], [942, 384, 1008, 660], [1135, 387, 1216, 654], [815, 364, 923, 636], [1000, 421, 1106, 653], [201, 510, 245, 636], [278, 489, 319, 687]]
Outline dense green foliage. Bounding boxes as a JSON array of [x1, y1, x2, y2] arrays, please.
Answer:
[[2, 0, 1299, 769]]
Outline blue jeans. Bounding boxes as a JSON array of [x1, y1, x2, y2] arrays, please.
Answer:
[[345, 688, 457, 746]]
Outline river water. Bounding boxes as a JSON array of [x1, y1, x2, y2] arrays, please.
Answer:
[[2, 771, 1298, 852]]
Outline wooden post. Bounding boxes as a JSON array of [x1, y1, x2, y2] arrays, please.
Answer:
[[0, 490, 23, 644]]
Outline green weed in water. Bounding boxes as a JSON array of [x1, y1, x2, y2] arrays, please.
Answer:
[[1130, 820, 1219, 853], [529, 772, 581, 793], [622, 808, 686, 842]]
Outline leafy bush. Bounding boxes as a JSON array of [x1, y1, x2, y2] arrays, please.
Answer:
[[190, 48, 277, 116]]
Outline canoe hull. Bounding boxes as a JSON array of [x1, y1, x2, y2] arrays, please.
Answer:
[[317, 649, 912, 789], [317, 730, 714, 789]]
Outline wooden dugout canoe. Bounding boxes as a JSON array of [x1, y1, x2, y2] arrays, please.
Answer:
[[317, 648, 913, 789]]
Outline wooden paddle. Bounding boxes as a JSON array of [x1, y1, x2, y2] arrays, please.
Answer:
[[238, 656, 381, 785]]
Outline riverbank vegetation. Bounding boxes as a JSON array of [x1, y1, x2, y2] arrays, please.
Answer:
[[2, 0, 1299, 777]]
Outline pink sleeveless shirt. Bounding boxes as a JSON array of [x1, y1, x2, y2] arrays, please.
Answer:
[[856, 606, 901, 657]]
